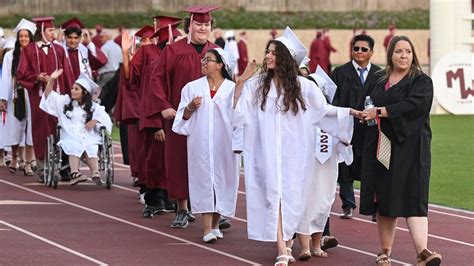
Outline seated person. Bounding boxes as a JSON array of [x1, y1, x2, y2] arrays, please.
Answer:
[[40, 69, 112, 185]]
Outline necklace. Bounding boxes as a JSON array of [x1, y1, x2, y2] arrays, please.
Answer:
[[209, 79, 224, 92]]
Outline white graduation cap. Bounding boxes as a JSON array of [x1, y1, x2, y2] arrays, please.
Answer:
[[309, 65, 337, 103], [214, 47, 236, 79], [75, 73, 99, 94], [224, 30, 235, 39], [3, 37, 16, 50], [14, 19, 37, 35], [299, 56, 310, 69], [275, 26, 307, 66]]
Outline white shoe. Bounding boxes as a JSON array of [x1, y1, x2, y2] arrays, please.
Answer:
[[139, 193, 145, 205], [203, 232, 217, 243], [211, 229, 223, 239]]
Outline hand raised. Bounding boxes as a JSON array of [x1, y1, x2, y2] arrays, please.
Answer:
[[50, 69, 63, 80], [237, 59, 258, 83], [121, 30, 131, 53]]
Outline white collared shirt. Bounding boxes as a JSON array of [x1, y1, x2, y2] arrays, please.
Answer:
[[37, 41, 51, 55], [352, 60, 372, 82]]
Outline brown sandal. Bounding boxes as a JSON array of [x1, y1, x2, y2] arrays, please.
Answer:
[[416, 249, 441, 266], [24, 162, 34, 176], [375, 249, 391, 265]]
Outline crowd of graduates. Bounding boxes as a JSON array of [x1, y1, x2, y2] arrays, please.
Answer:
[[0, 5, 442, 266]]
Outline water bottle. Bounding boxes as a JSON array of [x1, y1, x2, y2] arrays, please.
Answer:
[[364, 96, 377, 126]]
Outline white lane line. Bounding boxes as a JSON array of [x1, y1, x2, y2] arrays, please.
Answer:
[[336, 189, 474, 219], [0, 220, 107, 265], [329, 212, 474, 247], [0, 179, 260, 266], [112, 183, 410, 264]]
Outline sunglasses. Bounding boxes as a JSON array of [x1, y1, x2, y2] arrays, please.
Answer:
[[353, 46, 370, 52], [201, 57, 218, 64]]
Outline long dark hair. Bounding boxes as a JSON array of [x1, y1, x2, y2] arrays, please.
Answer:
[[207, 49, 232, 81], [12, 29, 34, 77], [257, 40, 306, 115], [63, 84, 93, 123], [383, 35, 422, 80]]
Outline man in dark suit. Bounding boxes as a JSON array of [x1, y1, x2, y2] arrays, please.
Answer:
[[331, 34, 381, 220]]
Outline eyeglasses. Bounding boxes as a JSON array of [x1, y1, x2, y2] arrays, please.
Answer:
[[353, 46, 370, 52], [201, 57, 218, 64]]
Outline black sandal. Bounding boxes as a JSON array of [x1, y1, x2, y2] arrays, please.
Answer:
[[416, 249, 441, 266], [70, 172, 87, 186]]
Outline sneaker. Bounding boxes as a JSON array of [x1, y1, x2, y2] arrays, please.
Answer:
[[170, 210, 189, 228], [186, 211, 196, 222], [211, 229, 223, 239], [139, 193, 145, 205], [203, 232, 217, 243], [143, 205, 161, 218], [321, 236, 339, 251], [340, 207, 354, 219], [218, 216, 232, 230]]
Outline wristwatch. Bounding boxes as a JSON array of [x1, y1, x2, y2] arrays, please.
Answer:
[[377, 108, 382, 116]]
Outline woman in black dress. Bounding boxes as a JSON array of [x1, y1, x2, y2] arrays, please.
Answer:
[[360, 36, 442, 265]]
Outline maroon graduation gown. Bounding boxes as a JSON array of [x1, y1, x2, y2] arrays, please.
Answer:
[[66, 46, 108, 80], [146, 38, 218, 199], [309, 38, 325, 73], [16, 42, 73, 160]]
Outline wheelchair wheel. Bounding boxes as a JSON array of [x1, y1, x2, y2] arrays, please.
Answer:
[[44, 136, 54, 187]]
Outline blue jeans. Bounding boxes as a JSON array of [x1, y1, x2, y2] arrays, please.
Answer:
[[339, 179, 356, 210]]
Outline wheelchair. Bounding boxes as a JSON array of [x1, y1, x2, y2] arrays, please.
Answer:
[[44, 125, 114, 189]]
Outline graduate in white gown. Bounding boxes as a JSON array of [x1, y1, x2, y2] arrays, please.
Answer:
[[0, 19, 36, 175], [173, 48, 240, 243], [40, 69, 112, 186], [232, 27, 362, 266], [295, 66, 354, 260]]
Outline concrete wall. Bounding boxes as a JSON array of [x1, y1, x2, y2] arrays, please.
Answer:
[[211, 29, 431, 68], [0, 0, 429, 15]]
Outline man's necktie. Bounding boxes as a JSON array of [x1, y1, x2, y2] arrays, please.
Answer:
[[358, 67, 367, 86]]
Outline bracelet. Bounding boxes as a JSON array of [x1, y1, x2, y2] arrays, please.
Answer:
[[186, 105, 195, 112]]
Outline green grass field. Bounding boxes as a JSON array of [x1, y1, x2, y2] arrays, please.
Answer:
[[112, 115, 473, 211]]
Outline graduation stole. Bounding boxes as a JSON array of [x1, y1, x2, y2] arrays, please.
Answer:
[[315, 127, 333, 164], [12, 77, 27, 121], [376, 116, 391, 169]]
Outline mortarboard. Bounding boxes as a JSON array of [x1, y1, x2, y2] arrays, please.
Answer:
[[14, 18, 37, 34], [134, 25, 155, 39], [275, 26, 307, 66], [61, 17, 85, 30], [299, 56, 310, 69], [309, 65, 337, 103], [183, 5, 220, 23], [151, 15, 181, 32], [150, 20, 182, 45], [32, 16, 55, 29], [224, 30, 235, 39], [75, 73, 99, 94], [213, 47, 236, 78]]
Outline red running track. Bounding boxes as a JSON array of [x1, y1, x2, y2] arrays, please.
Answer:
[[0, 144, 472, 265]]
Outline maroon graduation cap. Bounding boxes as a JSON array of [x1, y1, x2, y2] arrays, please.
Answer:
[[183, 5, 220, 23], [61, 17, 85, 30], [135, 25, 155, 39], [150, 20, 182, 44], [151, 15, 181, 32], [32, 16, 55, 29]]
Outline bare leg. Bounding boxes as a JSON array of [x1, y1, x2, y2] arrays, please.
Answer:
[[69, 156, 80, 173], [202, 213, 213, 235], [177, 199, 188, 211], [211, 213, 220, 229], [297, 233, 311, 257], [406, 216, 428, 254], [276, 205, 287, 256], [10, 146, 19, 168], [18, 146, 25, 168], [85, 155, 99, 174], [376, 213, 397, 253]]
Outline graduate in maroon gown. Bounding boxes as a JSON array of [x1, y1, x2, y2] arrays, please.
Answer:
[[16, 16, 74, 182], [321, 29, 337, 74], [146, 5, 220, 228], [135, 17, 182, 218], [237, 31, 248, 76], [60, 18, 107, 81], [309, 30, 324, 73]]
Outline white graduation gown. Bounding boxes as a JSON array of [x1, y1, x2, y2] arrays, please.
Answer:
[[233, 75, 352, 241], [172, 77, 240, 217], [39, 91, 112, 158], [297, 108, 354, 235], [0, 50, 33, 147]]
